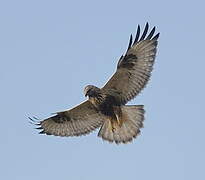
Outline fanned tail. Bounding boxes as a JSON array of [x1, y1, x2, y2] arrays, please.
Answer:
[[98, 105, 145, 144]]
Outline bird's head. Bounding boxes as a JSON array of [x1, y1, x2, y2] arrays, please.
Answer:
[[84, 85, 100, 98]]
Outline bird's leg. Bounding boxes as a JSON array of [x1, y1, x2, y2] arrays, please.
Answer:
[[110, 116, 122, 133], [107, 106, 123, 133], [113, 106, 123, 127], [115, 114, 123, 127], [107, 117, 116, 132]]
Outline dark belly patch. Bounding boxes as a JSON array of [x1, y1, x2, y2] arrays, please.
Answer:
[[98, 95, 118, 117]]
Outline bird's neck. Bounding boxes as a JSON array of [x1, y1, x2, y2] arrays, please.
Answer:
[[88, 92, 104, 108]]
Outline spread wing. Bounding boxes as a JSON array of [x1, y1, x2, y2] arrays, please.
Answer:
[[30, 101, 106, 137], [102, 23, 159, 105]]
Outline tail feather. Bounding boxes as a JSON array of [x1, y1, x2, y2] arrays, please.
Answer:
[[98, 105, 145, 144]]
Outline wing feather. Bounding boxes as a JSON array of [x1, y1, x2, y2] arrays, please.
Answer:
[[32, 101, 106, 137], [134, 25, 140, 44], [102, 23, 159, 104], [139, 22, 149, 41]]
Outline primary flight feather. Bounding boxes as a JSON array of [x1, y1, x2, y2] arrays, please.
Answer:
[[31, 23, 160, 144]]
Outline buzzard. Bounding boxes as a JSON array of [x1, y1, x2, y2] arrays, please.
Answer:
[[30, 23, 159, 144]]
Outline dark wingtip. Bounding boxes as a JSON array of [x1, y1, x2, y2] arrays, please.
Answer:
[[123, 23, 159, 57], [32, 116, 39, 120], [146, 22, 149, 28], [126, 34, 133, 52], [39, 130, 45, 134], [35, 127, 43, 130], [29, 117, 36, 124], [146, 26, 156, 40], [134, 24, 140, 44], [139, 22, 149, 41], [152, 32, 160, 40], [40, 131, 52, 135], [28, 116, 33, 122], [28, 116, 41, 126]]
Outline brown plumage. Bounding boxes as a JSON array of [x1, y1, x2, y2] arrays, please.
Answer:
[[30, 23, 159, 144]]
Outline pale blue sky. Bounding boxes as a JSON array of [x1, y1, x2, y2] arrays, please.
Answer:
[[1, 0, 204, 180]]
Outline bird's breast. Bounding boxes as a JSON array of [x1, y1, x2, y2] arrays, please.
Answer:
[[97, 94, 119, 116]]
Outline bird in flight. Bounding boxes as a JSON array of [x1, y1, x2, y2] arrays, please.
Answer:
[[30, 23, 159, 144]]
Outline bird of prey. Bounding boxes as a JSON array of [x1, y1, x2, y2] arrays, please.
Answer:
[[30, 23, 159, 144]]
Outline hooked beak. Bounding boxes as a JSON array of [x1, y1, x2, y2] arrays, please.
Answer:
[[85, 90, 92, 97]]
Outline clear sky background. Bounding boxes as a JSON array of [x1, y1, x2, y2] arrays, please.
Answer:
[[1, 0, 204, 180]]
